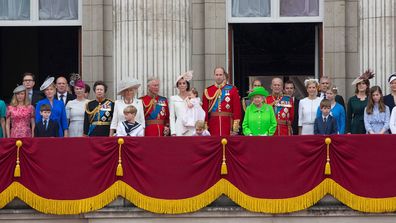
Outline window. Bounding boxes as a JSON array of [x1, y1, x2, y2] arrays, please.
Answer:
[[229, 0, 323, 23], [0, 0, 81, 26], [0, 0, 30, 20], [232, 0, 271, 17]]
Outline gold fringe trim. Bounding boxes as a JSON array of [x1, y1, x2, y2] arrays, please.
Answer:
[[2, 179, 396, 214], [0, 181, 120, 214], [224, 179, 328, 213], [121, 180, 224, 214], [326, 178, 396, 213]]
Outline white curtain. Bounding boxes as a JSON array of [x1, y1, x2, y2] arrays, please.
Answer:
[[0, 0, 29, 20], [232, 0, 271, 17], [280, 0, 319, 16], [39, 0, 78, 20]]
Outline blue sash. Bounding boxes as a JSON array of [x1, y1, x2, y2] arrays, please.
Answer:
[[148, 96, 166, 120], [274, 96, 291, 114], [211, 85, 232, 113]]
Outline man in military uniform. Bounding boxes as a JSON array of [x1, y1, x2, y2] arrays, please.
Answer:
[[140, 77, 170, 136], [266, 77, 294, 136], [202, 67, 242, 136], [84, 81, 114, 136]]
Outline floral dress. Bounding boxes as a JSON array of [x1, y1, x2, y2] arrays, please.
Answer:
[[6, 105, 35, 138]]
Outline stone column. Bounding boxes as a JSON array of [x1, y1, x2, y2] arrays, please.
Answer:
[[113, 0, 191, 97], [360, 0, 396, 93]]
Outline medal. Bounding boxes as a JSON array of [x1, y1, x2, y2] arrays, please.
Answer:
[[226, 104, 230, 109], [225, 96, 230, 102]]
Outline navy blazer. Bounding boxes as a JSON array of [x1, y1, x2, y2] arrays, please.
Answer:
[[314, 115, 338, 135], [57, 92, 76, 106], [34, 120, 59, 137], [30, 90, 43, 107], [384, 94, 395, 112]]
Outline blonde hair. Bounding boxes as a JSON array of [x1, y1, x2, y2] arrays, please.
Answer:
[[304, 79, 319, 88], [10, 90, 30, 106], [326, 86, 338, 95], [195, 120, 206, 129], [123, 105, 137, 115]]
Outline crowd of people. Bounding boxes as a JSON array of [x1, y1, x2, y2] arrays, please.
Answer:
[[1, 68, 396, 138]]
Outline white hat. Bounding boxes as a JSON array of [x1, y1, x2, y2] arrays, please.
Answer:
[[117, 78, 141, 95], [175, 70, 193, 86], [40, 77, 55, 91], [13, 85, 26, 94], [388, 73, 396, 84]]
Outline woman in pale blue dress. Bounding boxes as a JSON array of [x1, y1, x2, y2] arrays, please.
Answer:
[[364, 86, 390, 134]]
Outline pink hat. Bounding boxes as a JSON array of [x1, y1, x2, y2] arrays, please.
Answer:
[[74, 80, 85, 88]]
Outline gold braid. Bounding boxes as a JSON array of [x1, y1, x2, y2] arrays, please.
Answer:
[[143, 98, 156, 117], [85, 99, 112, 123], [204, 82, 226, 112]]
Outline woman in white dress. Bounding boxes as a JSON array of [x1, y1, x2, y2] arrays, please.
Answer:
[[110, 78, 145, 136], [299, 79, 322, 135], [169, 71, 196, 136], [66, 80, 89, 137]]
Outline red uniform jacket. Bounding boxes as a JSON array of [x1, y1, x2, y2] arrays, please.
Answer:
[[266, 95, 294, 136], [141, 95, 169, 136], [202, 83, 242, 136]]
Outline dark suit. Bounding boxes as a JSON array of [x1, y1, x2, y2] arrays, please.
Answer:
[[34, 119, 59, 137], [57, 92, 76, 105], [29, 90, 43, 107], [292, 97, 300, 135], [314, 115, 338, 135], [384, 94, 395, 112]]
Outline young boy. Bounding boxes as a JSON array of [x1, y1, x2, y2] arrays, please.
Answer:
[[192, 120, 211, 136], [116, 105, 144, 136], [314, 99, 338, 135], [35, 104, 59, 137]]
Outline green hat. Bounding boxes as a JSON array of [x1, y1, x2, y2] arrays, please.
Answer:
[[248, 86, 269, 99]]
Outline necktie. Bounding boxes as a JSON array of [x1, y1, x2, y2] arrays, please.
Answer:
[[60, 94, 65, 103], [323, 117, 327, 130], [43, 120, 48, 130]]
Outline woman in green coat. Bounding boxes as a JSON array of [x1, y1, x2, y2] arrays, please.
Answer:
[[242, 87, 277, 136]]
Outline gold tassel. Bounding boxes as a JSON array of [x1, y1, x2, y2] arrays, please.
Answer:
[[116, 138, 124, 177], [116, 163, 123, 176], [324, 137, 331, 176], [221, 161, 228, 175], [14, 140, 23, 178], [325, 162, 331, 175], [221, 138, 228, 175], [14, 161, 21, 177]]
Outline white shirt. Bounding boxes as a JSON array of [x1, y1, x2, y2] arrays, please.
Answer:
[[57, 92, 68, 105], [299, 97, 322, 135], [110, 98, 145, 132]]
